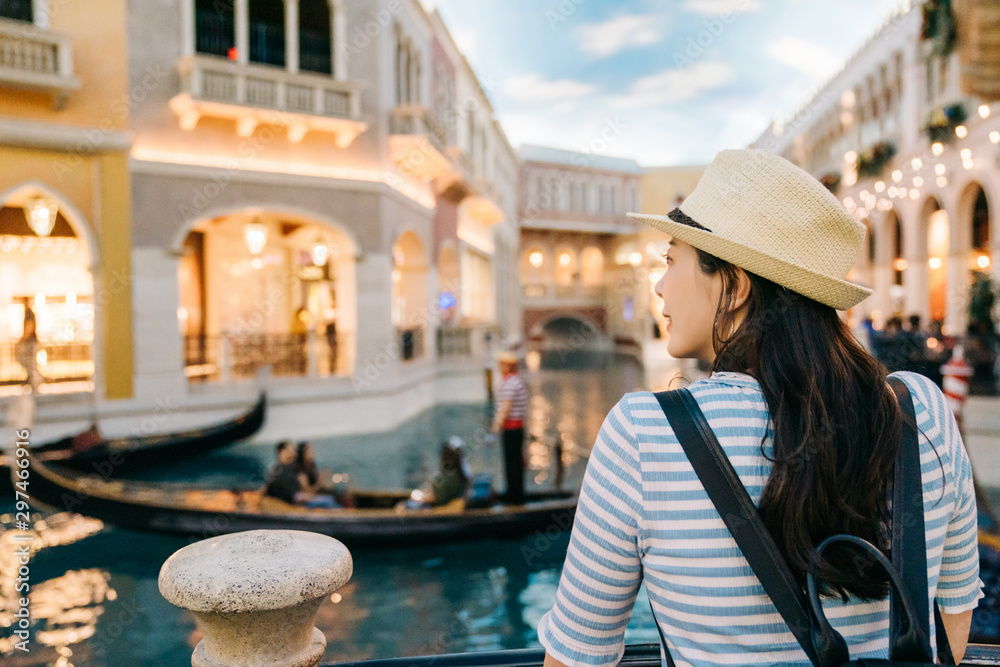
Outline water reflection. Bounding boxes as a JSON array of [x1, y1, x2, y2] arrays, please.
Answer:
[[0, 512, 108, 665], [0, 351, 674, 665]]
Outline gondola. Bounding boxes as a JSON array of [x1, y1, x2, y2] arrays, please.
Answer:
[[23, 458, 578, 547], [27, 393, 266, 475]]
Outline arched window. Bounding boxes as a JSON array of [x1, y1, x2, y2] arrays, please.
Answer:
[[195, 0, 235, 58], [1, 0, 32, 22], [972, 187, 990, 251], [299, 0, 332, 74], [249, 0, 285, 67]]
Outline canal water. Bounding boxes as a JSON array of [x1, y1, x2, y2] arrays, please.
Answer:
[[1, 351, 691, 666]]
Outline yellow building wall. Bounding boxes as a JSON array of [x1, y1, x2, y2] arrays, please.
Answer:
[[0, 0, 129, 129], [0, 0, 133, 399], [641, 166, 706, 216]]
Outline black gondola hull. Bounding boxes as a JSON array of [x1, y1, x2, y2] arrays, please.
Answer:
[[35, 394, 265, 475], [25, 458, 577, 548]]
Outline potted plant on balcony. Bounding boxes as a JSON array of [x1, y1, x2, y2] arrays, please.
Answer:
[[921, 0, 957, 57], [924, 102, 968, 144], [855, 141, 896, 179]]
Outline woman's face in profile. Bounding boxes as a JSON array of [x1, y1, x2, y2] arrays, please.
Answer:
[[654, 239, 724, 363]]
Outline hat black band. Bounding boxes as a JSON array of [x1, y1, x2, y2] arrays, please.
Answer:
[[667, 208, 712, 232]]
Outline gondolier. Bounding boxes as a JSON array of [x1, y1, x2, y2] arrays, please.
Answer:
[[490, 351, 529, 505]]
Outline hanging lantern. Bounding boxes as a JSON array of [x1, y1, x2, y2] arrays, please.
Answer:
[[24, 196, 59, 237], [311, 240, 329, 267], [243, 220, 268, 255]]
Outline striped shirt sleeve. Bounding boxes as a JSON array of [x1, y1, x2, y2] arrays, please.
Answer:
[[538, 396, 644, 667], [908, 373, 985, 612]]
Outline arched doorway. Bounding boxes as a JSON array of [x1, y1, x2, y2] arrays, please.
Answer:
[[392, 230, 428, 361], [922, 197, 949, 325], [179, 209, 357, 381], [0, 187, 95, 391], [960, 182, 992, 272]]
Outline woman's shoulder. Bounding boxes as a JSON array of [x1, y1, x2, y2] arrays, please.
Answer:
[[887, 370, 950, 420]]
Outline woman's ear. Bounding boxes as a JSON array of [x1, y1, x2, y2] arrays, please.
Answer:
[[733, 268, 751, 311]]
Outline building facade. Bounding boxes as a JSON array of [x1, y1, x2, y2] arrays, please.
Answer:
[[2, 0, 518, 438], [517, 145, 646, 353], [0, 0, 134, 401], [752, 5, 999, 336]]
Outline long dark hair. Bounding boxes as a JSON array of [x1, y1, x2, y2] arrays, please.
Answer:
[[695, 248, 904, 600]]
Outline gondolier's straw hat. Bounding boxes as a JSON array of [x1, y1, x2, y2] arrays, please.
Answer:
[[628, 149, 873, 310], [497, 351, 518, 365]]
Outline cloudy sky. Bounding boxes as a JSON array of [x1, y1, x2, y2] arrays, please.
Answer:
[[430, 0, 908, 166]]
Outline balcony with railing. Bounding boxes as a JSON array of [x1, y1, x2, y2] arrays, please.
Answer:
[[388, 105, 456, 183], [169, 54, 366, 146], [0, 17, 80, 106]]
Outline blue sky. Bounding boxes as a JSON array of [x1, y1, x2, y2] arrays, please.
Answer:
[[430, 0, 908, 166]]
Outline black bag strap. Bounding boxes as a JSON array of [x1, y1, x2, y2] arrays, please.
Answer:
[[653, 388, 822, 666], [653, 381, 950, 666], [887, 377, 954, 665]]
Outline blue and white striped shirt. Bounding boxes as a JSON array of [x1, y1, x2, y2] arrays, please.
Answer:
[[538, 370, 983, 667]]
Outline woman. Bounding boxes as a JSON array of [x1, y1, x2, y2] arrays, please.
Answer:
[[15, 306, 40, 393], [537, 150, 982, 666]]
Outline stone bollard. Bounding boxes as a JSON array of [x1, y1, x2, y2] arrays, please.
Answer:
[[158, 530, 353, 667]]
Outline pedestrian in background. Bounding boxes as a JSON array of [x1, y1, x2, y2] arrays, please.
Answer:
[[490, 351, 529, 504]]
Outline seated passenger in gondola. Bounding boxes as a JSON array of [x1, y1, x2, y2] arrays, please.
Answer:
[[295, 441, 355, 508], [264, 441, 339, 509], [401, 440, 469, 509]]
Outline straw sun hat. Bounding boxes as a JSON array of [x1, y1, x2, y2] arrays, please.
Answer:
[[628, 149, 873, 310]]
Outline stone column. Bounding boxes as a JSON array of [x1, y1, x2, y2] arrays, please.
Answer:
[[331, 0, 346, 80], [159, 530, 353, 667], [285, 0, 299, 74], [235, 0, 249, 65], [181, 0, 195, 57]]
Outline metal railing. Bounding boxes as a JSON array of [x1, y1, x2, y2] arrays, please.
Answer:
[[326, 643, 1000, 667], [0, 342, 93, 385], [184, 332, 350, 382]]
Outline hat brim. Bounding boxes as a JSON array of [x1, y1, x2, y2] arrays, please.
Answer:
[[628, 212, 873, 311]]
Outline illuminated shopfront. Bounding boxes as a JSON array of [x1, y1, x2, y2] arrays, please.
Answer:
[[0, 195, 94, 388], [179, 210, 356, 381]]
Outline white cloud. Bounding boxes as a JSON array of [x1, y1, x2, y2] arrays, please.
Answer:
[[765, 36, 841, 80], [503, 73, 597, 103], [615, 61, 735, 107], [681, 0, 761, 15], [576, 15, 660, 58]]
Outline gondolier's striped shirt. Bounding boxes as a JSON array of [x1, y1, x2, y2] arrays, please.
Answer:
[[497, 373, 529, 422], [538, 371, 983, 667]]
